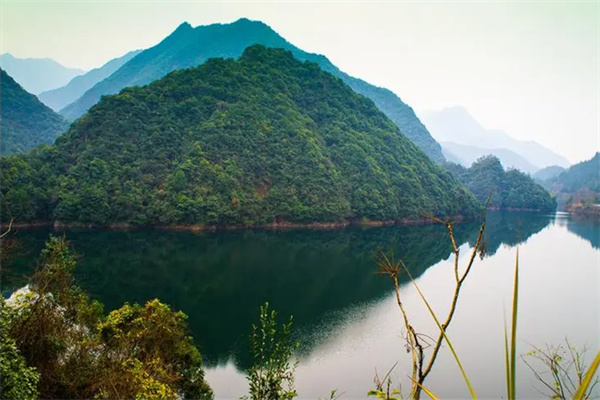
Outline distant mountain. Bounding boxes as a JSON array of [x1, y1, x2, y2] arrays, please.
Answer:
[[441, 141, 539, 173], [38, 50, 142, 111], [59, 18, 445, 163], [422, 106, 570, 168], [0, 53, 85, 94], [533, 165, 566, 183], [445, 155, 556, 212], [1, 46, 479, 226], [0, 69, 68, 155]]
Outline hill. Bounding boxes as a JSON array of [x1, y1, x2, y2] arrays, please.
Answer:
[[1, 46, 479, 226], [0, 69, 68, 155], [442, 141, 539, 173], [0, 53, 85, 94], [548, 153, 600, 212], [38, 50, 142, 111], [445, 155, 556, 212], [59, 18, 445, 163], [422, 106, 570, 168]]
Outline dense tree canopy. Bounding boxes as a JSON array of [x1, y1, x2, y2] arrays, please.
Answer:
[[1, 46, 479, 226], [0, 69, 68, 155], [445, 155, 556, 212]]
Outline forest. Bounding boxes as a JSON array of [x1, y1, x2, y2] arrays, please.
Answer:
[[1, 46, 480, 227]]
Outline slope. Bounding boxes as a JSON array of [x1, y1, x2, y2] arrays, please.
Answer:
[[1, 46, 479, 226], [0, 53, 85, 94], [445, 155, 556, 212], [422, 106, 570, 168], [59, 18, 445, 163], [38, 50, 143, 111], [0, 69, 68, 155]]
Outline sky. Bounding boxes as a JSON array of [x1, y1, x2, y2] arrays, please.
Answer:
[[1, 0, 598, 164]]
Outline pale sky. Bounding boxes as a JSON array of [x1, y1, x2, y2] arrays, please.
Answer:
[[1, 0, 598, 164]]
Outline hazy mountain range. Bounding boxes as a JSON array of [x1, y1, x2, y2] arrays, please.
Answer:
[[421, 106, 570, 171], [0, 53, 85, 94], [57, 18, 444, 163], [38, 50, 142, 111]]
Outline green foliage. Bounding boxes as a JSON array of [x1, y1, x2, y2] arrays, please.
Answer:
[[2, 236, 213, 399], [445, 155, 556, 212], [0, 298, 40, 400], [245, 302, 299, 400], [0, 69, 68, 155], [551, 153, 600, 193], [2, 46, 480, 226]]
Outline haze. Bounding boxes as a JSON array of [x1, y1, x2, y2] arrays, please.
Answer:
[[1, 0, 597, 164]]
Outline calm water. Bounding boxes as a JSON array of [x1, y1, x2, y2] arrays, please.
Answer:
[[2, 211, 599, 399]]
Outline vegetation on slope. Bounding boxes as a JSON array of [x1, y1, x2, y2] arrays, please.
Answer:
[[544, 153, 600, 212], [0, 69, 68, 155], [1, 46, 479, 227], [445, 155, 556, 212], [59, 18, 445, 162], [0, 236, 213, 400]]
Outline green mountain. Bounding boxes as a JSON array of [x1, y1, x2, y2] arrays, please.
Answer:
[[548, 153, 600, 212], [445, 155, 556, 212], [0, 69, 68, 155], [0, 53, 85, 94], [1, 46, 479, 226], [59, 18, 445, 163], [38, 49, 142, 111], [551, 153, 599, 193]]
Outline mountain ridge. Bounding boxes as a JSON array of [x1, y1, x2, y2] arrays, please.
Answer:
[[422, 106, 570, 168], [0, 53, 85, 94], [59, 18, 445, 163]]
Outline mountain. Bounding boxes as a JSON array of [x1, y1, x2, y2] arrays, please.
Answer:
[[0, 69, 68, 155], [1, 46, 479, 226], [533, 165, 566, 183], [422, 106, 570, 168], [59, 18, 445, 163], [0, 53, 85, 94], [445, 156, 556, 212], [442, 141, 540, 173], [551, 153, 600, 193], [38, 50, 142, 111]]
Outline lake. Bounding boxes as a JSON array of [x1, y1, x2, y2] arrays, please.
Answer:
[[2, 211, 598, 399]]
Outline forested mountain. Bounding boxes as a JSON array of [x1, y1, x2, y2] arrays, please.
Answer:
[[38, 50, 142, 111], [422, 106, 570, 169], [59, 18, 445, 163], [546, 153, 600, 211], [0, 69, 68, 155], [551, 153, 600, 193], [0, 53, 85, 94], [442, 141, 539, 173], [445, 156, 556, 212], [1, 46, 479, 226]]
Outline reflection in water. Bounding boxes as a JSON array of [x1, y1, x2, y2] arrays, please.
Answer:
[[2, 211, 567, 396], [566, 215, 600, 249]]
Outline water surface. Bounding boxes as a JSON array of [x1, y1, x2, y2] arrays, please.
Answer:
[[3, 211, 598, 399]]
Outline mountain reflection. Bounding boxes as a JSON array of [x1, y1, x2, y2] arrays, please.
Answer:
[[2, 211, 554, 369]]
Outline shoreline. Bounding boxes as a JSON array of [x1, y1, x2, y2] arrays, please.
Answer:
[[2, 215, 478, 232]]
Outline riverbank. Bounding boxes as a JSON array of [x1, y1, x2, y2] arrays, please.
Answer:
[[2, 215, 476, 232]]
